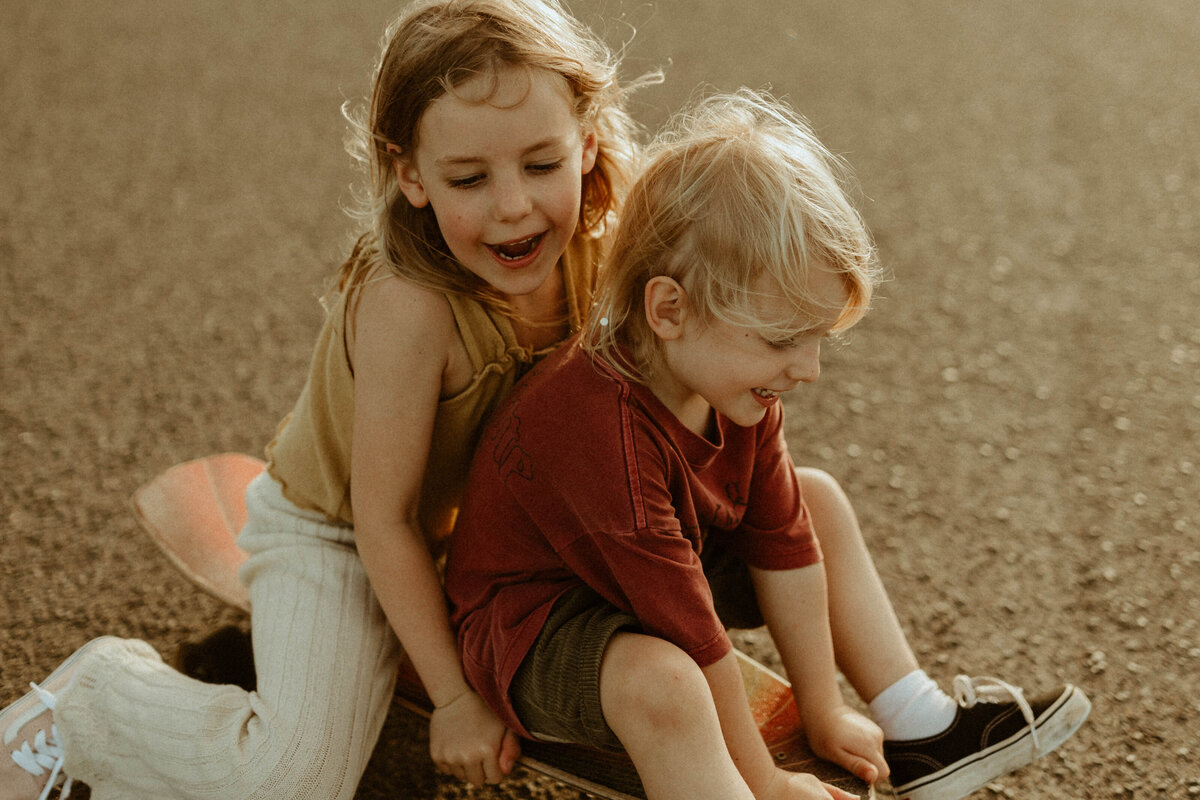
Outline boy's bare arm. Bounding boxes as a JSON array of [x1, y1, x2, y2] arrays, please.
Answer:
[[751, 563, 843, 720], [701, 652, 864, 799], [751, 564, 887, 784], [701, 650, 779, 792]]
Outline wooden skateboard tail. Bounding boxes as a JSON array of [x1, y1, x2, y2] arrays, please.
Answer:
[[131, 453, 259, 612]]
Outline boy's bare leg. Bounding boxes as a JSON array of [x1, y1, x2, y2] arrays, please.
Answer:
[[795, 467, 919, 702], [598, 632, 756, 800], [795, 467, 1091, 799]]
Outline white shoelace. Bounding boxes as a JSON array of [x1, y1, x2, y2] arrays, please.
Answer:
[[7, 682, 74, 800], [951, 674, 1040, 752]]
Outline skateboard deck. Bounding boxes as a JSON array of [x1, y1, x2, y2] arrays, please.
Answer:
[[132, 453, 873, 799]]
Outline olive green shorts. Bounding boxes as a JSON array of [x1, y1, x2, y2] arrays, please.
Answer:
[[509, 537, 763, 751]]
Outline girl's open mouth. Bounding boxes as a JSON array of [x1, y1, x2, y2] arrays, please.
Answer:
[[487, 233, 544, 265]]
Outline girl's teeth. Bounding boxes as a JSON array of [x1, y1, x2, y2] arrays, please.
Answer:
[[492, 235, 539, 260], [753, 388, 777, 398]]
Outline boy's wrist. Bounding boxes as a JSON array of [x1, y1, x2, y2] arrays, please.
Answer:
[[796, 690, 848, 730], [737, 743, 784, 797]]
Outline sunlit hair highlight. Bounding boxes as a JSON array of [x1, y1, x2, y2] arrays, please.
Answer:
[[336, 0, 645, 305], [583, 89, 881, 379]]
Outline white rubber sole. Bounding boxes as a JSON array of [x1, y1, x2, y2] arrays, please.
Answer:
[[893, 685, 1092, 800]]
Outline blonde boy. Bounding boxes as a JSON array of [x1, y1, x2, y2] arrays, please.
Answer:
[[445, 91, 1088, 800]]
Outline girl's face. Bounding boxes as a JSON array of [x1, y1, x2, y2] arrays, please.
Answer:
[[395, 66, 598, 302], [647, 265, 849, 436]]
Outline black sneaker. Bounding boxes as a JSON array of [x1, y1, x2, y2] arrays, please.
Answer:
[[883, 676, 1091, 800]]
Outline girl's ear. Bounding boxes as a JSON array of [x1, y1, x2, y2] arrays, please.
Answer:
[[644, 276, 689, 341], [580, 130, 598, 175], [388, 144, 430, 208]]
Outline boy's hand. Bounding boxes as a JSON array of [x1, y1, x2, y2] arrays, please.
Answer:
[[804, 705, 888, 785], [429, 689, 522, 786], [758, 767, 865, 800]]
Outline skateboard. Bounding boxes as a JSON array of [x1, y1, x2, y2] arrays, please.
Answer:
[[132, 453, 874, 799]]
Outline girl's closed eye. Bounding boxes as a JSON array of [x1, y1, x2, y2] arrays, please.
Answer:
[[447, 173, 486, 189], [445, 160, 562, 189], [528, 159, 564, 175]]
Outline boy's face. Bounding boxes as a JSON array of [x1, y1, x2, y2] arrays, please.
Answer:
[[648, 265, 849, 435], [394, 66, 598, 303]]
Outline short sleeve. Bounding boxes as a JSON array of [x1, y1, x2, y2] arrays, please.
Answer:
[[721, 406, 822, 570]]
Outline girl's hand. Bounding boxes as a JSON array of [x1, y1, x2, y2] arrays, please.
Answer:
[[758, 767, 864, 800], [428, 689, 521, 786], [804, 705, 888, 786]]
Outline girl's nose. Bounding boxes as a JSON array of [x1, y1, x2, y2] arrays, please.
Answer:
[[492, 175, 533, 221], [785, 341, 821, 383]]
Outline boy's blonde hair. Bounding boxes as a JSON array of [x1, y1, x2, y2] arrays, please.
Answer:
[[339, 0, 642, 304], [583, 89, 881, 378]]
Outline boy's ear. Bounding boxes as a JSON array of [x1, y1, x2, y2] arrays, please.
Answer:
[[388, 144, 430, 208], [644, 276, 689, 340]]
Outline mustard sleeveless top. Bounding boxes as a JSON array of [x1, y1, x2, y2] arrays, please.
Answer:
[[265, 236, 598, 545]]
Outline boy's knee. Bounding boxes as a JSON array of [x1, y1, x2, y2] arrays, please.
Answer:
[[794, 466, 869, 560], [795, 466, 856, 517], [600, 635, 709, 734], [795, 465, 843, 499]]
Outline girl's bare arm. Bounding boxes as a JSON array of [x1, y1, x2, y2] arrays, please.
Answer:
[[350, 274, 517, 784]]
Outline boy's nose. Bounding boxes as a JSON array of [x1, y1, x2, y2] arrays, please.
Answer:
[[785, 341, 821, 383]]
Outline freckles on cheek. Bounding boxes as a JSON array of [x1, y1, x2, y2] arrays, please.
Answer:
[[443, 213, 470, 236]]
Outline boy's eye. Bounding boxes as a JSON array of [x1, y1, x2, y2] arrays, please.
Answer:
[[763, 329, 833, 350]]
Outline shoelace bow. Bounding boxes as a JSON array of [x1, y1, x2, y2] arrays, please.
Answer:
[[950, 674, 1040, 752], [7, 682, 74, 800]]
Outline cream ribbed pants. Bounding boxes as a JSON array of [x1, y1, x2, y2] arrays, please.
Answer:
[[55, 473, 402, 799]]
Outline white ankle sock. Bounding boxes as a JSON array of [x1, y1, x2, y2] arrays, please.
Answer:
[[868, 669, 958, 741]]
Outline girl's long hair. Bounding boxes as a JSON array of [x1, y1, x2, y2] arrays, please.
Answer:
[[335, 0, 646, 308]]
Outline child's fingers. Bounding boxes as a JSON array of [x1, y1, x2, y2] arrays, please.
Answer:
[[850, 737, 888, 783], [842, 755, 879, 785], [480, 730, 522, 784], [480, 753, 505, 785], [498, 728, 522, 774], [867, 746, 889, 782], [817, 741, 880, 785], [821, 783, 862, 800]]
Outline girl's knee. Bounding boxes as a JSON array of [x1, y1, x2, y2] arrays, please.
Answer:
[[599, 634, 709, 734], [233, 715, 369, 800]]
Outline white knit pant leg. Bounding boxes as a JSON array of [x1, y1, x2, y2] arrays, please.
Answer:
[[56, 473, 402, 799]]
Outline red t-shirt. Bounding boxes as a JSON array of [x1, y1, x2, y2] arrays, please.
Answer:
[[444, 338, 822, 736]]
